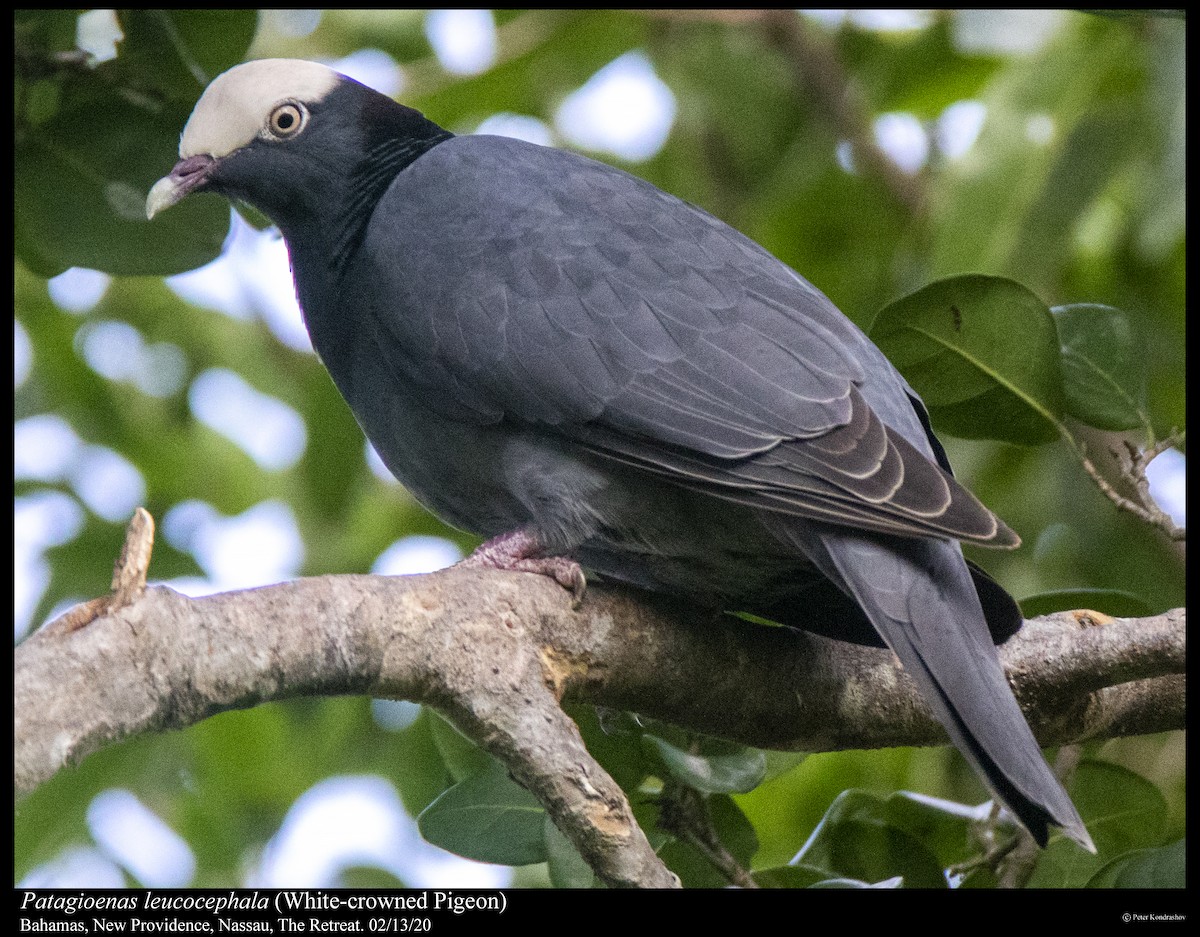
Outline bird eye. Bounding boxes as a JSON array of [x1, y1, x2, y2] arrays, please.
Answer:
[[267, 102, 307, 139]]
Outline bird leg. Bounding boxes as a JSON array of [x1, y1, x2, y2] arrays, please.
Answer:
[[458, 528, 587, 604]]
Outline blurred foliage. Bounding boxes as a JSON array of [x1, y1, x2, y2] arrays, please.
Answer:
[[13, 9, 1184, 888]]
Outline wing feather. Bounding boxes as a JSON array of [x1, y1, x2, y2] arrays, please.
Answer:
[[361, 135, 1015, 546]]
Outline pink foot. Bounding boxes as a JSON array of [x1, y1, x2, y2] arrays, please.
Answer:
[[458, 529, 587, 604]]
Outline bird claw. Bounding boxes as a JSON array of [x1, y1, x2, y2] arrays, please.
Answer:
[[458, 530, 586, 606], [510, 555, 587, 607]]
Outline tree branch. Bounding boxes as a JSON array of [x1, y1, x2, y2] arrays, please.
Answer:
[[14, 567, 1184, 887]]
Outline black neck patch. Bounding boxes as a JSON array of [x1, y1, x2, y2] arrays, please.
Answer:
[[331, 91, 453, 276]]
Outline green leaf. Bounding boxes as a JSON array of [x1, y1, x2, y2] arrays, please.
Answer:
[[869, 275, 1066, 445], [761, 750, 809, 784], [1019, 589, 1155, 620], [645, 735, 766, 795], [630, 798, 671, 853], [1084, 10, 1187, 19], [655, 838, 725, 889], [384, 707, 456, 817], [426, 710, 491, 783], [957, 865, 1001, 889], [868, 791, 989, 865], [112, 10, 259, 101], [1074, 760, 1168, 856], [543, 816, 595, 888], [1052, 303, 1149, 431], [1028, 760, 1168, 888], [569, 705, 655, 793], [1070, 761, 1168, 854], [14, 9, 81, 61], [756, 863, 906, 889], [792, 789, 952, 888], [15, 95, 231, 276], [656, 794, 758, 888], [752, 863, 833, 888], [12, 9, 257, 277], [710, 793, 760, 866], [339, 865, 407, 888], [417, 761, 546, 866], [846, 16, 1004, 119], [1085, 838, 1185, 888], [810, 875, 904, 889], [927, 18, 1147, 293]]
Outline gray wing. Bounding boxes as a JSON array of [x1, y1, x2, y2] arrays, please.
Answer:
[[360, 134, 1015, 546]]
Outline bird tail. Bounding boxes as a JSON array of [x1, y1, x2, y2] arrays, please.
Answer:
[[769, 518, 1094, 851]]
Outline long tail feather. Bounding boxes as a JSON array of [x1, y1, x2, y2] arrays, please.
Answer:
[[768, 517, 1094, 851]]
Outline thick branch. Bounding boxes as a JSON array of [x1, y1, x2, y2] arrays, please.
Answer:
[[14, 572, 1184, 886]]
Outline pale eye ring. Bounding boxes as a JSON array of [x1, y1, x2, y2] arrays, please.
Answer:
[[267, 102, 307, 139]]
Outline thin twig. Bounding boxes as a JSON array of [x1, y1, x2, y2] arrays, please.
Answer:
[[1070, 430, 1185, 541], [950, 824, 1022, 880], [657, 781, 759, 888], [990, 746, 1088, 888], [996, 827, 1041, 889], [43, 507, 155, 634]]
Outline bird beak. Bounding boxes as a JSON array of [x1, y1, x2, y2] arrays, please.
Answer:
[[146, 154, 217, 220]]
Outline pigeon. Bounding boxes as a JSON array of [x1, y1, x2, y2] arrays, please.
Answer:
[[148, 58, 1093, 851]]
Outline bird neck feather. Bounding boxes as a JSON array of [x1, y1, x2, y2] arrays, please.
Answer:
[[331, 130, 451, 275]]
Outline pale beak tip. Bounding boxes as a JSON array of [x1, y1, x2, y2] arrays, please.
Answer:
[[146, 176, 181, 221]]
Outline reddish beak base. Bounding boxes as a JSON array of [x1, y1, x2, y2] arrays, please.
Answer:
[[146, 154, 216, 219]]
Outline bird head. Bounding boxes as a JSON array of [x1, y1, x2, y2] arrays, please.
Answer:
[[146, 58, 450, 246]]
